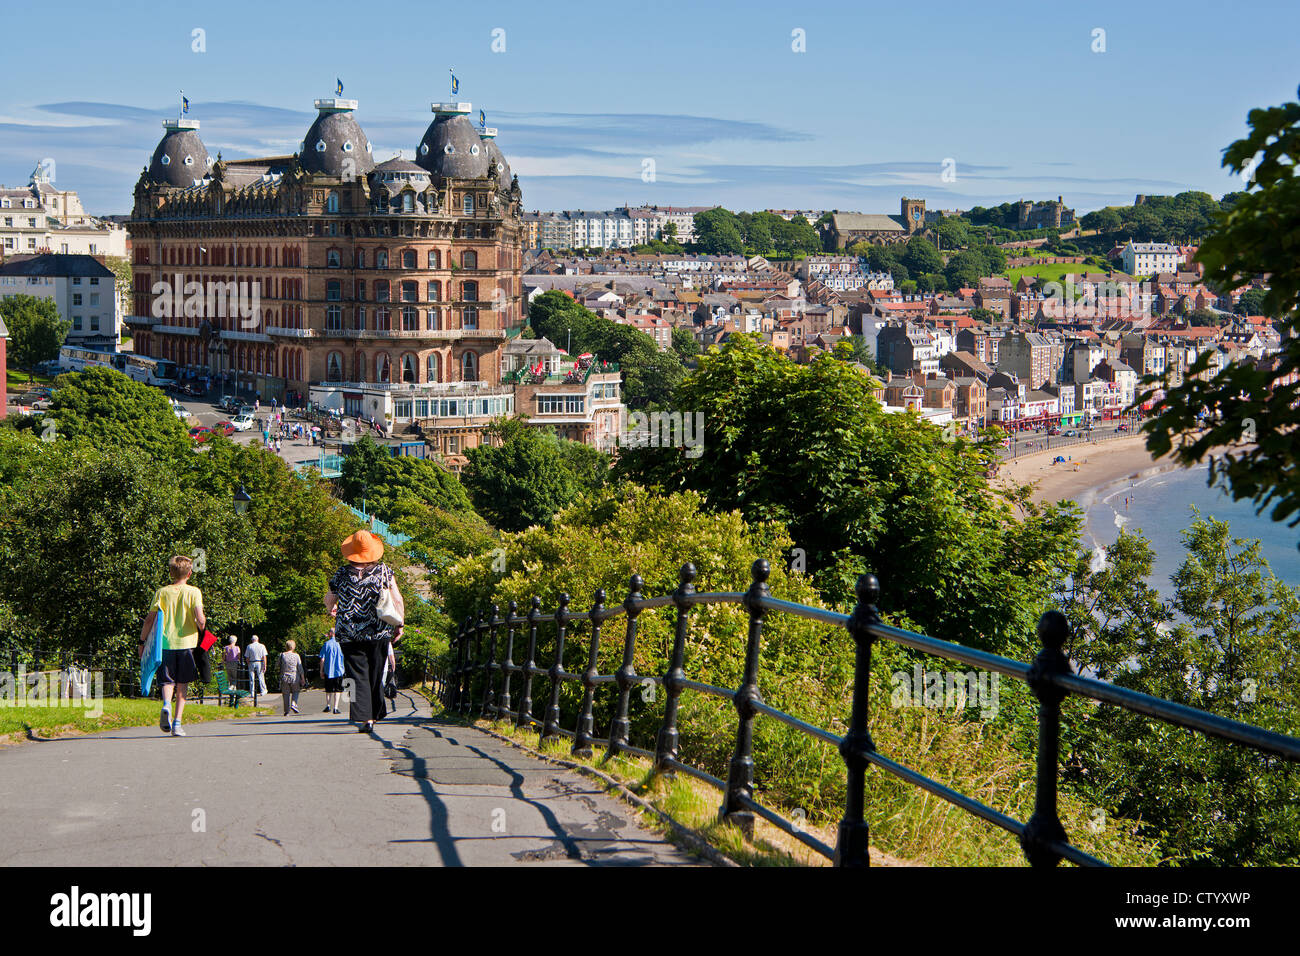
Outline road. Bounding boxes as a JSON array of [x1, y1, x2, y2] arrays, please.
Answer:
[[0, 688, 700, 867]]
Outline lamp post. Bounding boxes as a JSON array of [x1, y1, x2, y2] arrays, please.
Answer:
[[233, 484, 251, 516]]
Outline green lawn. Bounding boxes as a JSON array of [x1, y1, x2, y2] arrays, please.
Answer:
[[1003, 262, 1088, 287], [1, 696, 272, 742], [5, 368, 55, 389]]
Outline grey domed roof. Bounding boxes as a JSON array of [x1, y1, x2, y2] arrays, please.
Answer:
[[148, 126, 211, 187], [374, 157, 427, 174], [416, 112, 490, 179], [300, 103, 375, 178], [481, 134, 511, 190]]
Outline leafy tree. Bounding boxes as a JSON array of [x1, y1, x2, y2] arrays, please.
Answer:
[[462, 417, 609, 532], [615, 334, 1081, 655], [1143, 88, 1300, 526], [338, 435, 473, 524], [692, 208, 745, 255], [969, 307, 998, 323], [936, 217, 970, 250], [2, 295, 69, 371], [1233, 287, 1271, 317], [902, 235, 943, 276], [1063, 518, 1300, 865], [671, 325, 700, 362], [45, 366, 190, 460]]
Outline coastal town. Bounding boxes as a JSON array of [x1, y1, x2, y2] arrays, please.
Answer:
[[2, 2, 1299, 896]]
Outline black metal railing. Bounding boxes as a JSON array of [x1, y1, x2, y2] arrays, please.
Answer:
[[437, 560, 1300, 867]]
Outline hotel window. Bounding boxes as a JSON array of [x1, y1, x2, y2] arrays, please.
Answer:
[[401, 281, 417, 303], [375, 306, 389, 330], [426, 308, 441, 331], [462, 281, 478, 301], [402, 306, 418, 331], [402, 353, 416, 383], [427, 280, 440, 300], [326, 281, 341, 301], [461, 250, 477, 269], [446, 436, 460, 455], [73, 293, 82, 306], [327, 250, 341, 268], [326, 352, 344, 381], [414, 399, 429, 417], [395, 400, 412, 419], [463, 194, 474, 216], [90, 316, 99, 331], [326, 192, 339, 213], [461, 352, 477, 381], [355, 250, 365, 268], [376, 353, 391, 381], [355, 280, 365, 300], [426, 354, 440, 381], [462, 307, 478, 330], [375, 280, 390, 302], [427, 250, 439, 269], [72, 316, 82, 330], [402, 250, 416, 270], [402, 193, 414, 213], [376, 251, 388, 269], [356, 307, 366, 329], [326, 305, 342, 330]]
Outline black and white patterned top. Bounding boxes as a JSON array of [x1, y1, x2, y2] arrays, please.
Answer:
[[329, 562, 396, 643]]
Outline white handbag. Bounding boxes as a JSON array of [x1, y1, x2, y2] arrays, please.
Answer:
[[376, 583, 404, 627]]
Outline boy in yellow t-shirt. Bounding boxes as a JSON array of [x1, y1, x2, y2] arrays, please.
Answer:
[[139, 555, 207, 736]]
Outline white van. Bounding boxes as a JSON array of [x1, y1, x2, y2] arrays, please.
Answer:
[[231, 413, 256, 432]]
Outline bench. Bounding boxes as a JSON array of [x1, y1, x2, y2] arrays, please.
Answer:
[[216, 668, 251, 708]]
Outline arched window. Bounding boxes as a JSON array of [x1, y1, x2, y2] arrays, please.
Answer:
[[375, 250, 388, 269], [402, 249, 416, 270], [327, 250, 340, 268], [402, 353, 417, 383], [427, 250, 440, 269], [461, 351, 477, 381], [462, 194, 474, 216], [326, 191, 339, 213], [402, 306, 418, 331], [355, 249, 365, 268], [461, 250, 477, 270], [426, 308, 441, 331], [326, 351, 344, 382], [462, 281, 478, 301], [426, 353, 441, 382], [427, 280, 440, 300], [402, 193, 414, 213], [376, 353, 391, 382]]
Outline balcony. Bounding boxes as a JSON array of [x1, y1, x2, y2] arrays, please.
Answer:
[[266, 326, 316, 338]]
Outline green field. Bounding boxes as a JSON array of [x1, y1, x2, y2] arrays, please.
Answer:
[[1003, 261, 1091, 288], [1, 696, 272, 742], [4, 369, 56, 390]]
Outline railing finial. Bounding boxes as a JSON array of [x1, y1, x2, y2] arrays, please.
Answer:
[[1037, 609, 1070, 651], [856, 572, 880, 607], [751, 558, 770, 584], [679, 562, 697, 587]]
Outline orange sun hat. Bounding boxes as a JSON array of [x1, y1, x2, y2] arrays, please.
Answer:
[[341, 529, 385, 564]]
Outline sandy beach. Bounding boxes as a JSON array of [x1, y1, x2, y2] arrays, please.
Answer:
[[993, 435, 1182, 505]]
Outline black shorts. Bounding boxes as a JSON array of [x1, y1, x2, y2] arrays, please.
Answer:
[[323, 676, 344, 692], [157, 649, 198, 686]]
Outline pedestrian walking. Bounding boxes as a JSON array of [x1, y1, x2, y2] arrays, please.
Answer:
[[138, 555, 207, 738], [279, 641, 306, 715], [245, 634, 268, 696], [222, 635, 240, 690], [275, 437, 282, 455], [319, 628, 345, 715], [325, 530, 404, 733]]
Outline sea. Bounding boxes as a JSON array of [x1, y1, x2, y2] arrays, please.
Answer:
[[1079, 462, 1300, 593]]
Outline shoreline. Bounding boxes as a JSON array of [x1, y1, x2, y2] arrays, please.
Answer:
[[992, 435, 1183, 505]]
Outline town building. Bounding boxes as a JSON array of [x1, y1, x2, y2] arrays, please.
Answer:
[[1121, 241, 1181, 277], [0, 253, 120, 349]]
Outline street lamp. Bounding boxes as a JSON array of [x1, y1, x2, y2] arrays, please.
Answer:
[[233, 484, 252, 516]]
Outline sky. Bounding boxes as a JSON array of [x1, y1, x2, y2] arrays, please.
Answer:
[[2, 0, 1297, 218]]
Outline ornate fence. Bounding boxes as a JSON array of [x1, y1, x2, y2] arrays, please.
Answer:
[[439, 560, 1300, 867]]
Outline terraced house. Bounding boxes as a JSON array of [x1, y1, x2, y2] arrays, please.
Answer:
[[124, 95, 622, 467]]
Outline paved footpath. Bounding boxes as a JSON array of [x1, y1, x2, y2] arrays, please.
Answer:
[[0, 689, 699, 867]]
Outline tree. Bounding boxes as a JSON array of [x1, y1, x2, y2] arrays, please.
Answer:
[[1143, 87, 1300, 527], [338, 435, 473, 524], [969, 308, 997, 323], [1063, 518, 1300, 865], [2, 295, 68, 371], [671, 325, 700, 362], [1233, 287, 1271, 317], [902, 235, 942, 276], [462, 417, 609, 532], [46, 366, 190, 460], [936, 217, 970, 250], [615, 334, 1081, 655]]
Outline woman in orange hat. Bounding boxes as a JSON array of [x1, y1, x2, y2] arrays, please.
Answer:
[[325, 530, 405, 733]]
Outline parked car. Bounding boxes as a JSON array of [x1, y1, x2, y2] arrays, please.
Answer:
[[1064, 429, 1080, 438], [238, 405, 256, 418], [218, 395, 242, 413], [230, 413, 256, 432], [1116, 423, 1130, 432], [189, 425, 214, 443], [1048, 427, 1061, 436], [211, 421, 237, 437]]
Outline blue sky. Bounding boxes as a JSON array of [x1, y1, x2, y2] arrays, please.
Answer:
[[2, 0, 1296, 217]]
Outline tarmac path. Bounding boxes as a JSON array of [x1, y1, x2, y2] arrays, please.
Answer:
[[0, 688, 699, 867]]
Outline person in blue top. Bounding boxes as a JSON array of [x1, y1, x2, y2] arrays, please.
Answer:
[[319, 628, 346, 715]]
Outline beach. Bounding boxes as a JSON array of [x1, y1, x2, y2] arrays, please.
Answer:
[[994, 435, 1181, 505]]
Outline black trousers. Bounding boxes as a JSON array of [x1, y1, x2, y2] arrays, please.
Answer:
[[341, 639, 390, 723]]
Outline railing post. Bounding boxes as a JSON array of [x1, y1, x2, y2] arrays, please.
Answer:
[[606, 575, 644, 759], [480, 604, 499, 720], [542, 593, 571, 744], [721, 558, 769, 838], [455, 613, 473, 712], [462, 609, 483, 716], [1020, 610, 1072, 867], [833, 572, 880, 868], [516, 597, 541, 730], [573, 589, 606, 758], [655, 563, 696, 775], [498, 600, 518, 720]]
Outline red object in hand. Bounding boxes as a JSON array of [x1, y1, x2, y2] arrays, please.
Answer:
[[199, 629, 218, 652]]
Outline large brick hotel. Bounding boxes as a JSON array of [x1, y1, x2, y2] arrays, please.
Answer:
[[125, 95, 622, 465]]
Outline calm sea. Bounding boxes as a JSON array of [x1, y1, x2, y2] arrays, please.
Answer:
[[1079, 462, 1300, 591]]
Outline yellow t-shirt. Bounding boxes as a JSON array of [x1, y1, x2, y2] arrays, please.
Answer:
[[150, 583, 203, 650]]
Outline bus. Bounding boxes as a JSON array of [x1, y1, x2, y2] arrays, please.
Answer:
[[58, 346, 177, 387]]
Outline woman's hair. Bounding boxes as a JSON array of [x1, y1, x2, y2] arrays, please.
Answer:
[[228, 635, 237, 644], [285, 640, 296, 651]]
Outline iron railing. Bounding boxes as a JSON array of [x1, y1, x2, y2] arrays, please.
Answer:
[[438, 560, 1300, 867]]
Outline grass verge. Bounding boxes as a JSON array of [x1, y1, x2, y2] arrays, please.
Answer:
[[0, 697, 274, 745]]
